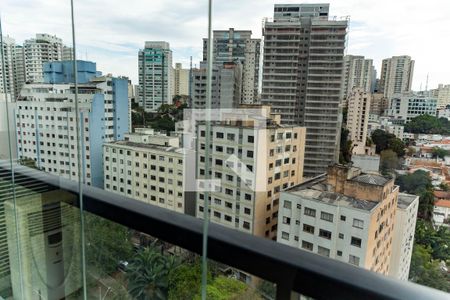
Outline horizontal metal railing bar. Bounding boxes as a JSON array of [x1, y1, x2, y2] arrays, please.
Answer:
[[0, 162, 447, 300]]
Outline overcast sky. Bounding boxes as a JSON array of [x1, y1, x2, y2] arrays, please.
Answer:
[[2, 0, 449, 90]]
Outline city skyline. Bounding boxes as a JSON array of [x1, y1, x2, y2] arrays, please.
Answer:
[[2, 0, 449, 90]]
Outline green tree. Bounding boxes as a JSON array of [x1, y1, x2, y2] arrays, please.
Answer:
[[404, 114, 450, 134], [388, 137, 406, 157], [395, 170, 435, 221], [85, 214, 134, 275], [409, 244, 449, 292], [127, 246, 181, 300], [339, 128, 352, 164], [432, 147, 450, 159], [168, 262, 207, 300], [414, 220, 450, 262], [439, 182, 450, 191], [371, 129, 405, 156], [193, 276, 253, 300]]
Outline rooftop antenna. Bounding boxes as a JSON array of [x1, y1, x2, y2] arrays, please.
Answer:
[[425, 73, 429, 91]]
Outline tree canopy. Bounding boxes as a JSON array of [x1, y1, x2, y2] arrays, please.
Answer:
[[404, 114, 450, 135], [395, 170, 435, 221], [371, 129, 405, 156]]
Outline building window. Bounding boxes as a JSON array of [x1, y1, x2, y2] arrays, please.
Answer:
[[247, 150, 254, 158], [340, 215, 346, 221], [283, 217, 291, 225], [301, 240, 313, 251], [216, 132, 224, 139], [243, 221, 250, 230], [317, 246, 330, 257], [304, 207, 316, 217], [339, 233, 344, 239], [248, 136, 254, 143], [227, 133, 235, 141], [283, 200, 292, 209], [225, 215, 232, 222], [214, 211, 221, 218], [351, 237, 362, 248], [349, 255, 360, 266], [320, 212, 333, 222], [281, 231, 289, 240], [337, 250, 343, 256], [319, 229, 332, 240], [244, 208, 251, 215], [353, 218, 364, 229], [303, 224, 314, 234]]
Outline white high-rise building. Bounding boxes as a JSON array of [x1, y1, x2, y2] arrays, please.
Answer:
[[0, 36, 16, 97], [389, 193, 419, 281], [341, 55, 374, 101], [23, 34, 72, 83], [346, 88, 371, 155], [103, 128, 193, 214], [138, 41, 173, 112], [15, 61, 129, 188], [379, 55, 414, 100], [261, 3, 348, 177]]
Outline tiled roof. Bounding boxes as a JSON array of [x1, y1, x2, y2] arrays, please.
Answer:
[[435, 199, 450, 208]]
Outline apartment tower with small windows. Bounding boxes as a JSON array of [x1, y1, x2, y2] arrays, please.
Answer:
[[138, 41, 173, 111], [379, 55, 414, 100], [195, 105, 306, 240], [103, 128, 194, 215], [261, 4, 348, 177], [346, 88, 371, 155], [15, 60, 129, 187], [277, 164, 400, 276], [341, 55, 374, 103], [203, 28, 260, 103]]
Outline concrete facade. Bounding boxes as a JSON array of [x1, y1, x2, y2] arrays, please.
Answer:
[[341, 55, 374, 101], [191, 62, 242, 110], [277, 165, 399, 276], [103, 128, 193, 214], [15, 61, 129, 187], [195, 106, 306, 240], [432, 84, 450, 108], [261, 4, 348, 177], [203, 28, 260, 103], [346, 88, 371, 155], [379, 56, 414, 100], [389, 193, 419, 281], [172, 63, 189, 96], [138, 41, 173, 111], [388, 92, 437, 123]]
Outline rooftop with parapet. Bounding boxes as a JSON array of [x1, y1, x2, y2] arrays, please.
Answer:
[[397, 193, 418, 209], [287, 175, 379, 211]]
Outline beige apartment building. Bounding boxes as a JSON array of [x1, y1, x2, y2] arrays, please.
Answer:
[[370, 92, 389, 116], [346, 88, 371, 155], [195, 106, 306, 240], [171, 63, 189, 96], [103, 128, 193, 214], [278, 164, 399, 276]]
